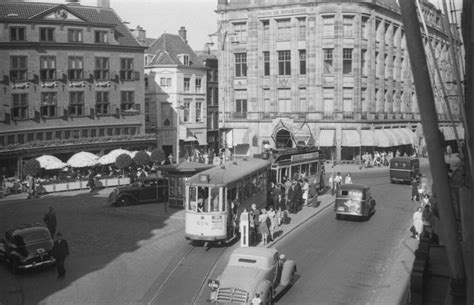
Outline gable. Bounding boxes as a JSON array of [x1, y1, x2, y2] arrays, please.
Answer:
[[41, 8, 86, 22]]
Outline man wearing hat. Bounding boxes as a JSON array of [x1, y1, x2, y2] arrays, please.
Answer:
[[52, 232, 70, 278]]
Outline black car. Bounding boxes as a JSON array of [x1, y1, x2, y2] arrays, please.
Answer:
[[108, 176, 168, 206], [0, 224, 55, 273]]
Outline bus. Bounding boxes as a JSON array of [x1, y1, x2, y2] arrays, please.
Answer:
[[184, 158, 271, 244], [265, 147, 326, 191]]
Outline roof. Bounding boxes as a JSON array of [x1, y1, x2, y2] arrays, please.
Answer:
[[186, 158, 272, 186], [232, 246, 277, 258], [146, 33, 203, 67], [9, 224, 48, 235], [0, 2, 141, 48], [159, 161, 215, 173]]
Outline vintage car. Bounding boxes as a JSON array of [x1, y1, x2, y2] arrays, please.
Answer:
[[389, 157, 420, 184], [208, 247, 296, 304], [335, 183, 376, 221], [108, 176, 168, 206], [0, 224, 55, 273]]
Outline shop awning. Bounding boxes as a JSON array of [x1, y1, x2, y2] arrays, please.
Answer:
[[341, 130, 361, 147], [383, 129, 399, 146], [318, 129, 335, 147], [390, 129, 411, 145], [374, 129, 393, 147], [399, 128, 416, 145], [361, 130, 377, 146], [441, 126, 456, 141], [194, 132, 207, 146], [233, 128, 249, 146]]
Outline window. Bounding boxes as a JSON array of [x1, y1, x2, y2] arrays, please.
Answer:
[[90, 129, 96, 137], [12, 94, 28, 120], [343, 88, 353, 114], [343, 16, 354, 37], [82, 129, 89, 138], [233, 22, 247, 43], [40, 92, 57, 118], [10, 56, 27, 81], [262, 20, 270, 42], [277, 89, 291, 113], [236, 99, 247, 118], [322, 16, 334, 37], [323, 49, 333, 74], [298, 18, 306, 40], [278, 50, 291, 75], [361, 49, 367, 76], [68, 56, 83, 80], [183, 101, 190, 122], [145, 98, 150, 123], [235, 53, 247, 77], [10, 27, 26, 41], [195, 101, 202, 122], [184, 77, 190, 92], [299, 50, 306, 75], [299, 88, 307, 112], [277, 19, 291, 41], [94, 57, 109, 80], [343, 48, 353, 75], [96, 92, 110, 115], [263, 51, 270, 76], [361, 88, 368, 112], [68, 29, 83, 42], [95, 30, 108, 43], [40, 28, 54, 42], [69, 92, 84, 116], [195, 78, 202, 93], [121, 91, 134, 111], [361, 16, 369, 39], [323, 88, 334, 113], [178, 54, 190, 66], [120, 58, 134, 81], [40, 56, 56, 81], [160, 77, 172, 87]]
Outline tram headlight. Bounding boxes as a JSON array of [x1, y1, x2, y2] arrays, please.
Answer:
[[208, 279, 220, 291]]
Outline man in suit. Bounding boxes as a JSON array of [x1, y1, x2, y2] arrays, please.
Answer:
[[52, 232, 69, 278]]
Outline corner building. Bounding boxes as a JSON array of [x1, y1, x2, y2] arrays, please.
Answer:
[[216, 0, 463, 161], [0, 1, 150, 176]]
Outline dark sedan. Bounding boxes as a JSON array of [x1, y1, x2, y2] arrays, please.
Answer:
[[108, 176, 168, 206]]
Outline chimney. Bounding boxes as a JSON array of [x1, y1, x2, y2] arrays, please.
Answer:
[[97, 0, 110, 8], [178, 26, 187, 44], [133, 25, 146, 42], [65, 0, 80, 5]]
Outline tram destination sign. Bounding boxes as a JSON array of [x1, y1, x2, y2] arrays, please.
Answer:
[[291, 151, 319, 162]]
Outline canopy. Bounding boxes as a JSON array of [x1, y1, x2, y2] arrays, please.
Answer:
[[361, 130, 377, 146], [374, 129, 394, 147], [341, 130, 361, 147], [36, 155, 67, 170], [98, 149, 132, 165], [441, 126, 456, 141], [67, 151, 99, 168]]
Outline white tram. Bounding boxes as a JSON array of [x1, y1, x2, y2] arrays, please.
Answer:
[[184, 158, 271, 244]]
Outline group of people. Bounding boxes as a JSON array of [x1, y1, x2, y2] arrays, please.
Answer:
[[329, 172, 352, 195], [361, 149, 413, 168], [248, 203, 278, 245], [410, 176, 438, 243], [43, 207, 70, 278]]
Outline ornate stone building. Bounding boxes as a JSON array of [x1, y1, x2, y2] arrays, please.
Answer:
[[216, 0, 463, 161]]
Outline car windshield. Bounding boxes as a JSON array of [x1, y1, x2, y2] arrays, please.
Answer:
[[341, 190, 363, 199], [17, 230, 50, 244]]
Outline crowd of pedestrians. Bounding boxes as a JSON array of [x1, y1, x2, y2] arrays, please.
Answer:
[[410, 175, 439, 244]]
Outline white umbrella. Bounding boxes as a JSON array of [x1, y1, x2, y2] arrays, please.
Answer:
[[98, 149, 132, 165], [67, 151, 99, 168], [36, 155, 67, 170]]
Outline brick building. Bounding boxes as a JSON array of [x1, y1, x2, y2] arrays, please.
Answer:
[[0, 0, 151, 177], [216, 0, 463, 161]]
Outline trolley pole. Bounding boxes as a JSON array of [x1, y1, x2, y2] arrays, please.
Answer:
[[399, 0, 466, 298]]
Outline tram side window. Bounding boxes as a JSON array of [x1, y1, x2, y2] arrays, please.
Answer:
[[291, 165, 300, 180], [197, 186, 209, 212], [210, 187, 220, 212], [188, 186, 197, 211], [301, 164, 309, 178], [281, 167, 289, 181], [309, 161, 318, 176]]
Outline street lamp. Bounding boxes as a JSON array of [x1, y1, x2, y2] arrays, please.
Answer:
[[176, 105, 186, 164]]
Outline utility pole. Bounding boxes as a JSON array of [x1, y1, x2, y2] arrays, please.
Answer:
[[399, 0, 466, 300]]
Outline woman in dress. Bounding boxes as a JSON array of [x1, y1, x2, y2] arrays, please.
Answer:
[[267, 206, 277, 241], [412, 207, 423, 240], [258, 208, 270, 245]]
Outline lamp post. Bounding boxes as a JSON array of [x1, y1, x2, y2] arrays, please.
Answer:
[[176, 104, 185, 164]]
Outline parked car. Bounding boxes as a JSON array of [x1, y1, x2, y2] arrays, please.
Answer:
[[389, 157, 420, 184], [108, 176, 168, 207], [208, 247, 296, 304], [335, 183, 376, 221], [0, 224, 55, 273]]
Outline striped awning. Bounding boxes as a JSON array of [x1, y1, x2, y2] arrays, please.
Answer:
[[233, 128, 249, 145], [400, 128, 416, 145], [374, 129, 394, 147], [391, 129, 411, 145], [441, 126, 456, 141], [361, 130, 377, 146], [318, 129, 335, 147], [341, 130, 361, 147], [194, 132, 207, 146]]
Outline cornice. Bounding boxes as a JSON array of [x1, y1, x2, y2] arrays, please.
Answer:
[[0, 42, 147, 52]]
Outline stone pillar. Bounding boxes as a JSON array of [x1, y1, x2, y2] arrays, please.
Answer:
[[336, 125, 342, 162]]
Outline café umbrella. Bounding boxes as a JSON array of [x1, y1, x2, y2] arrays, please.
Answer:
[[36, 155, 67, 170], [67, 151, 99, 168], [98, 149, 132, 165]]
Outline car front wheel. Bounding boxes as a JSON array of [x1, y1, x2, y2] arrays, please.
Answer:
[[117, 196, 132, 207]]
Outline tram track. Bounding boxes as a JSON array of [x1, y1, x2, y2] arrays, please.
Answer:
[[145, 242, 229, 305]]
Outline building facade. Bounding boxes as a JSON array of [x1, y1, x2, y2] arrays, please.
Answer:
[[144, 27, 208, 160], [0, 1, 150, 177], [216, 0, 463, 161]]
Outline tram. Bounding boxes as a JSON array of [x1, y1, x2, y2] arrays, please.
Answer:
[[266, 146, 326, 191], [184, 157, 271, 244]]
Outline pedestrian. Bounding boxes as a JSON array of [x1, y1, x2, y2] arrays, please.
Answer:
[[308, 179, 318, 206], [274, 193, 287, 226], [258, 208, 269, 245], [344, 173, 352, 184], [43, 207, 57, 238], [412, 207, 423, 240], [267, 206, 276, 241], [287, 181, 297, 213], [334, 172, 343, 194], [420, 225, 439, 245], [301, 179, 309, 206], [52, 232, 69, 278], [422, 204, 434, 229], [250, 203, 260, 244], [27, 174, 35, 199], [87, 169, 95, 192], [411, 177, 419, 202]]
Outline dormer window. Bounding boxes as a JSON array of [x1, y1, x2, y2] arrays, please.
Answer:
[[95, 30, 108, 44], [178, 54, 190, 66]]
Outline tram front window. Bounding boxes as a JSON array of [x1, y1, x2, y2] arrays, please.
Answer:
[[188, 186, 222, 212]]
